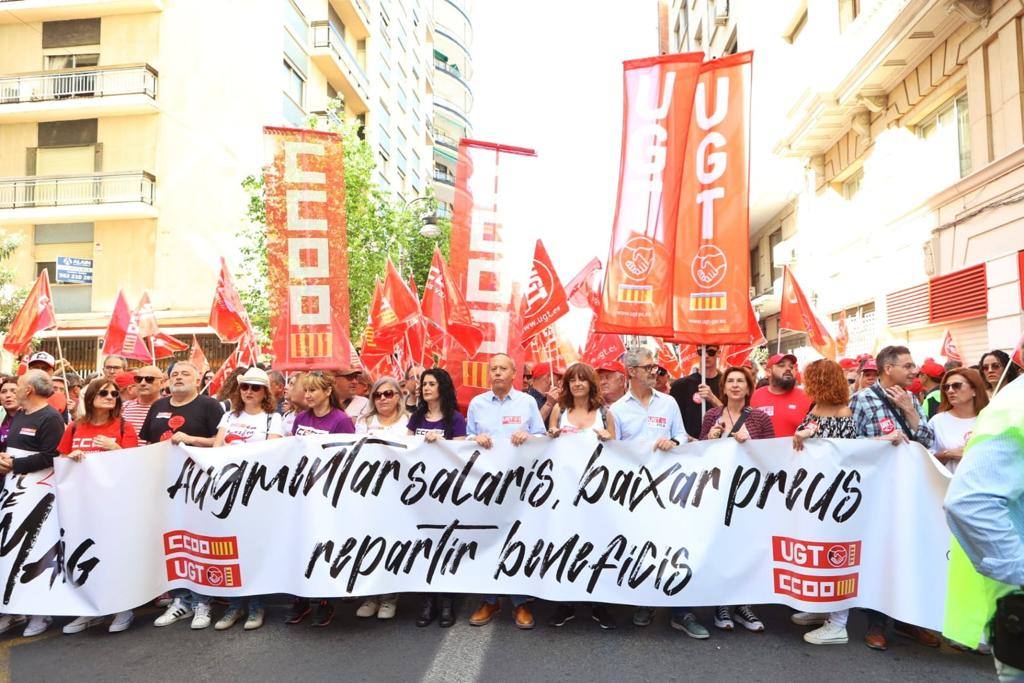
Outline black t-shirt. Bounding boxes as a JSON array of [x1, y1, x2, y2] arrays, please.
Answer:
[[670, 371, 722, 439], [526, 387, 546, 409], [140, 395, 225, 444], [7, 405, 65, 474]]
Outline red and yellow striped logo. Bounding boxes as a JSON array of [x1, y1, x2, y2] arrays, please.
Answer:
[[689, 293, 727, 311], [290, 332, 332, 358], [617, 285, 653, 304], [462, 361, 489, 388]]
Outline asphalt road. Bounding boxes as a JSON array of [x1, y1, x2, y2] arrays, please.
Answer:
[[5, 599, 994, 682]]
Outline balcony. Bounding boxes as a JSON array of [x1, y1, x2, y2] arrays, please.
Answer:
[[0, 0, 163, 24], [434, 60, 472, 103], [0, 171, 157, 225], [433, 95, 471, 128], [0, 64, 158, 123], [433, 169, 455, 186], [431, 127, 458, 150], [310, 20, 370, 115], [329, 0, 370, 39]]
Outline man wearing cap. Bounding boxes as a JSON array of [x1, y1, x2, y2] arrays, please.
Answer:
[[750, 353, 812, 438], [122, 366, 164, 440], [102, 355, 125, 380], [26, 352, 71, 417], [669, 345, 722, 440], [333, 367, 369, 419], [919, 358, 945, 419], [855, 356, 879, 393], [839, 358, 859, 394], [526, 361, 562, 422], [597, 362, 627, 404], [113, 371, 137, 403]]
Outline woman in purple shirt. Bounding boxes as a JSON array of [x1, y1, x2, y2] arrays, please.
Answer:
[[406, 368, 465, 628], [285, 372, 354, 629], [0, 377, 20, 451]]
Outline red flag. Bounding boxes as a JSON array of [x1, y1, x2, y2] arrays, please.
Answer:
[[565, 257, 602, 309], [940, 329, 964, 364], [671, 52, 754, 344], [1011, 332, 1023, 369], [721, 300, 766, 367], [361, 280, 391, 371], [3, 270, 57, 354], [780, 267, 836, 360], [377, 260, 421, 340], [655, 341, 688, 378], [189, 335, 210, 374], [581, 319, 626, 368], [151, 331, 188, 360], [421, 248, 484, 357], [134, 292, 160, 339], [598, 53, 704, 336], [209, 257, 252, 343], [207, 349, 238, 397], [522, 239, 570, 344], [100, 290, 151, 362], [836, 310, 850, 357]]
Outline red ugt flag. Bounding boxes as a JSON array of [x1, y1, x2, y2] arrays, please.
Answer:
[[209, 257, 252, 343], [189, 335, 210, 374], [376, 260, 421, 341], [521, 239, 569, 344], [3, 270, 57, 354], [101, 290, 149, 362], [421, 248, 484, 357], [780, 267, 836, 360], [940, 329, 964, 364]]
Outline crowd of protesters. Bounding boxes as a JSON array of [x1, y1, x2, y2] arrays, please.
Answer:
[[0, 343, 1018, 665]]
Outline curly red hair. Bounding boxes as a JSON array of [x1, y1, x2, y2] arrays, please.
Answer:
[[802, 359, 849, 406]]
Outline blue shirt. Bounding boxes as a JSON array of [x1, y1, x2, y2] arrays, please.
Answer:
[[466, 388, 546, 438], [612, 389, 685, 442]]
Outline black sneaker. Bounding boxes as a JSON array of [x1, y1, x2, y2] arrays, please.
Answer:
[[591, 604, 617, 630], [311, 600, 334, 627], [285, 598, 310, 625], [548, 604, 576, 627]]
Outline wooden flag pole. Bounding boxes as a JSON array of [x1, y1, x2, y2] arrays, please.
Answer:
[[700, 344, 707, 420]]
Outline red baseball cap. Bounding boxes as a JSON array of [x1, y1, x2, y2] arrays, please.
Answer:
[[766, 353, 798, 368], [839, 358, 859, 370], [907, 378, 924, 394], [114, 370, 135, 389], [920, 358, 945, 380], [531, 362, 562, 378], [860, 359, 878, 372], [597, 361, 626, 375]]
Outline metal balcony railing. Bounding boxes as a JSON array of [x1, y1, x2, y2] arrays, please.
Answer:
[[433, 170, 455, 185], [311, 21, 368, 85], [431, 128, 458, 148], [0, 64, 157, 105], [0, 171, 155, 209]]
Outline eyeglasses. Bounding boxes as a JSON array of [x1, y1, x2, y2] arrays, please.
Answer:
[[981, 363, 1002, 372], [373, 390, 397, 400], [239, 383, 265, 392], [633, 364, 657, 372], [104, 366, 123, 372], [899, 363, 917, 371], [134, 375, 158, 384], [942, 381, 966, 392], [97, 389, 120, 398]]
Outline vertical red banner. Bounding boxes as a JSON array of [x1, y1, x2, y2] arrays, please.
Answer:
[[446, 139, 537, 409], [263, 127, 352, 370], [596, 53, 703, 336], [671, 52, 753, 344]]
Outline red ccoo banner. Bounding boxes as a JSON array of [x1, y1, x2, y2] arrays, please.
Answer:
[[262, 127, 352, 370], [597, 53, 703, 337]]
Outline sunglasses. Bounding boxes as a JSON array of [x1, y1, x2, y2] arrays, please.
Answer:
[[239, 383, 265, 392], [97, 389, 120, 398], [942, 381, 966, 392], [704, 348, 718, 356], [373, 390, 397, 400], [981, 363, 1002, 372], [134, 375, 159, 384], [847, 378, 856, 385]]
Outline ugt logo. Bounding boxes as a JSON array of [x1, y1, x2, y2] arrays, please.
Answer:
[[690, 244, 727, 289], [526, 258, 555, 311], [618, 236, 656, 282]]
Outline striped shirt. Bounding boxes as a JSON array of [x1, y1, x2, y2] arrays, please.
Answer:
[[121, 400, 156, 443]]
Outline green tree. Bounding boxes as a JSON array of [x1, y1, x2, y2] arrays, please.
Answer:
[[0, 230, 27, 332], [237, 104, 450, 345]]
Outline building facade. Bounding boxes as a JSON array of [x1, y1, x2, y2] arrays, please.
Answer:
[[0, 0, 460, 370], [660, 0, 1024, 365], [430, 0, 472, 220]]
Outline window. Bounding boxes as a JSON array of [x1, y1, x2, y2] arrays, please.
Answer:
[[917, 92, 971, 179], [839, 0, 860, 32], [283, 59, 304, 107], [284, 0, 307, 41], [724, 29, 738, 55], [841, 167, 863, 200], [768, 230, 783, 276], [35, 223, 93, 314], [785, 8, 807, 44], [45, 53, 99, 70], [750, 245, 760, 294]]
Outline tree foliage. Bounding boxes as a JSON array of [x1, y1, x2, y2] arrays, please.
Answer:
[[0, 230, 27, 332], [237, 104, 450, 345]]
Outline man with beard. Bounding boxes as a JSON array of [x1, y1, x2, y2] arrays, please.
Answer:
[[750, 353, 811, 437]]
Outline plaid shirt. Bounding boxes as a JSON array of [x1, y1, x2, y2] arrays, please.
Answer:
[[850, 384, 934, 449]]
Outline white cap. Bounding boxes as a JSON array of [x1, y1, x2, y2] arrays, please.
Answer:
[[238, 367, 270, 388], [27, 351, 56, 368]]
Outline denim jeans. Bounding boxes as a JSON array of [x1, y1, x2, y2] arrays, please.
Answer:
[[227, 595, 263, 611], [484, 594, 527, 607], [995, 656, 1024, 683], [670, 606, 694, 619], [170, 589, 209, 608]]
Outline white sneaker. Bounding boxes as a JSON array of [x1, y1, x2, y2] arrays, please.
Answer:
[[23, 616, 52, 637], [0, 614, 26, 635], [190, 602, 212, 630], [62, 616, 106, 634], [214, 607, 243, 631], [804, 620, 849, 645], [791, 611, 827, 626], [377, 597, 398, 620], [734, 605, 764, 632], [154, 599, 192, 627], [356, 598, 379, 618], [108, 611, 134, 633], [243, 607, 264, 631]]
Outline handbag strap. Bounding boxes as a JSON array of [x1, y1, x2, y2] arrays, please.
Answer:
[[870, 384, 917, 442], [728, 407, 752, 436]]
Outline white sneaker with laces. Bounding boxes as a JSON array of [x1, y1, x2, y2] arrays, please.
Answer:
[[23, 616, 52, 637], [377, 597, 398, 620], [0, 614, 26, 635], [62, 616, 106, 634], [108, 611, 134, 633], [154, 599, 193, 627], [214, 607, 243, 631], [244, 607, 265, 631], [356, 598, 379, 618], [791, 611, 827, 626], [190, 602, 212, 630], [714, 606, 734, 631], [804, 620, 849, 645], [734, 605, 764, 632]]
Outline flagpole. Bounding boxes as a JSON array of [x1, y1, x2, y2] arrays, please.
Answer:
[[700, 344, 707, 421], [992, 341, 1021, 394], [52, 327, 70, 390], [148, 336, 156, 364]]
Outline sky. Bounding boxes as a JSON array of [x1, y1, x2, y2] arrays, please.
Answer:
[[467, 1, 658, 345]]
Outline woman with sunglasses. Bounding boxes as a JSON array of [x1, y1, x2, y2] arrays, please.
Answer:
[[59, 377, 139, 635], [353, 376, 409, 621], [405, 368, 465, 627], [210, 367, 281, 632], [977, 349, 1019, 396], [0, 376, 21, 453], [928, 368, 989, 474], [287, 371, 354, 628]]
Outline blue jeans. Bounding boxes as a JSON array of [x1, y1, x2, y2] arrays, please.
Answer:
[[227, 596, 263, 611], [996, 656, 1024, 683], [171, 589, 209, 607], [670, 607, 694, 619], [484, 595, 528, 607]]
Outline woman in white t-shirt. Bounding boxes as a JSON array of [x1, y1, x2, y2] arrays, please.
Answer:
[[211, 367, 281, 632], [928, 367, 989, 473], [354, 376, 408, 620]]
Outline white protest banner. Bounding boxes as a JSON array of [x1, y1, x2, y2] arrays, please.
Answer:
[[0, 435, 950, 630]]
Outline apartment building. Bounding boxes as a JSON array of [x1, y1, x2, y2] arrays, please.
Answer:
[[0, 0, 451, 369], [430, 0, 472, 220], [660, 0, 1024, 364]]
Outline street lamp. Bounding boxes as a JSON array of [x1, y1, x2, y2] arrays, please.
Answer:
[[404, 196, 439, 237]]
